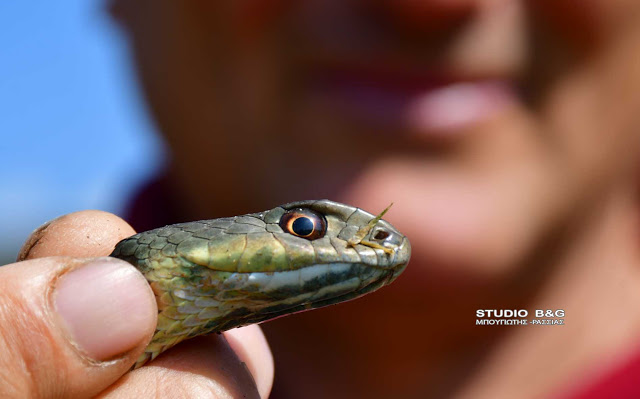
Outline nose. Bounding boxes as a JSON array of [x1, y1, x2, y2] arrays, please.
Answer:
[[365, 0, 481, 33], [369, 221, 405, 250]]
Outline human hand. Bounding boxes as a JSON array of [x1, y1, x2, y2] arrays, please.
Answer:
[[2, 210, 273, 398]]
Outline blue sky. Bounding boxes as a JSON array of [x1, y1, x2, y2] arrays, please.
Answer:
[[0, 0, 165, 262]]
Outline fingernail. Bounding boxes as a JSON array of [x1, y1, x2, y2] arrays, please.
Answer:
[[54, 258, 156, 361]]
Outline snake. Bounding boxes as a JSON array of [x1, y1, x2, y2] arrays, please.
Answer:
[[109, 199, 411, 368]]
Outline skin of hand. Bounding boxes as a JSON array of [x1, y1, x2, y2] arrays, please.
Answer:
[[5, 210, 273, 399], [109, 0, 640, 398]]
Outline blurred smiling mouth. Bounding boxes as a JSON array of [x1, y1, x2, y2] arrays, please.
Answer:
[[311, 67, 517, 139], [289, 0, 524, 141]]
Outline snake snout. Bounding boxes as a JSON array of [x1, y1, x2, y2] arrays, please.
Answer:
[[388, 236, 411, 283], [364, 218, 411, 283], [370, 223, 403, 247]]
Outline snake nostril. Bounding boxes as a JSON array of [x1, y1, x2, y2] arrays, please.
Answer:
[[373, 230, 390, 240]]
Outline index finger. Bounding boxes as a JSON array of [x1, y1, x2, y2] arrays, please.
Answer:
[[17, 210, 136, 260]]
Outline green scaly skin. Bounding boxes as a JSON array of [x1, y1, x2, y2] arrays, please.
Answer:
[[110, 199, 411, 368]]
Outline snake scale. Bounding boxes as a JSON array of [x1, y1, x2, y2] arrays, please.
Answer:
[[110, 199, 411, 368]]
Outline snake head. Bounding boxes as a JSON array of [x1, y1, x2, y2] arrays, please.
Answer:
[[112, 199, 410, 367], [274, 199, 410, 281], [197, 199, 410, 327]]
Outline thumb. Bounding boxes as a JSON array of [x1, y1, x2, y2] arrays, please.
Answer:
[[0, 256, 157, 398]]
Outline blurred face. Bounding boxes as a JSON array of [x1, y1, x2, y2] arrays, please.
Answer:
[[115, 0, 640, 288]]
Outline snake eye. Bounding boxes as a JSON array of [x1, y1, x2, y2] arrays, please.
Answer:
[[279, 208, 327, 240]]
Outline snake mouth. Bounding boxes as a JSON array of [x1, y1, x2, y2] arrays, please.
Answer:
[[211, 262, 399, 328]]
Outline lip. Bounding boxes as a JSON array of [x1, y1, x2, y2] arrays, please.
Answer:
[[308, 65, 517, 139]]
